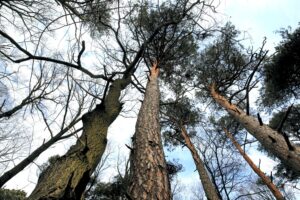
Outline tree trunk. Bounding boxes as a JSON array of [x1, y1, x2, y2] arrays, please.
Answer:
[[27, 17, 174, 199], [28, 77, 130, 200], [128, 63, 171, 200], [0, 119, 81, 188], [224, 128, 284, 200], [210, 84, 300, 176], [181, 126, 220, 200]]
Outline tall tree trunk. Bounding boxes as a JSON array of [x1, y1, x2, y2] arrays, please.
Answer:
[[128, 63, 171, 200], [210, 84, 300, 176], [224, 128, 284, 200], [181, 126, 220, 200], [28, 77, 131, 200], [27, 18, 177, 199]]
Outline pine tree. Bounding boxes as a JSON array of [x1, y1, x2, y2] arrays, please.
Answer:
[[128, 62, 171, 200]]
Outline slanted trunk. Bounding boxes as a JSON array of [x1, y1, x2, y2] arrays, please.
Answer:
[[224, 128, 284, 200], [210, 84, 300, 176], [128, 64, 171, 200], [0, 119, 81, 188], [29, 78, 130, 200], [181, 126, 220, 200]]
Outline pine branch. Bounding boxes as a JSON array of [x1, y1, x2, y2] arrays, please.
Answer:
[[257, 113, 263, 126], [277, 104, 293, 133]]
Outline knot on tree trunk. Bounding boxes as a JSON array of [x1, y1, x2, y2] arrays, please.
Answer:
[[150, 61, 159, 79]]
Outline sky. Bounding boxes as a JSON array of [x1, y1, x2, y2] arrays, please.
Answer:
[[168, 0, 300, 198], [2, 0, 300, 199], [97, 0, 300, 198], [220, 0, 300, 51]]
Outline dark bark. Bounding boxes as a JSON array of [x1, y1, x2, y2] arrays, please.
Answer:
[[210, 84, 300, 176], [276, 105, 293, 133], [181, 126, 220, 200], [28, 77, 130, 200], [276, 105, 295, 151], [257, 113, 263, 126], [128, 64, 171, 200]]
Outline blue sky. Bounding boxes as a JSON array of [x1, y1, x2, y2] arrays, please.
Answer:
[[170, 0, 300, 198], [220, 0, 300, 51], [3, 0, 300, 198]]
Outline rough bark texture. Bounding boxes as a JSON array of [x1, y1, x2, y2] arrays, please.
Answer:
[[210, 84, 300, 176], [181, 126, 220, 200], [128, 64, 171, 200], [0, 119, 80, 188], [224, 128, 284, 200], [28, 78, 130, 200]]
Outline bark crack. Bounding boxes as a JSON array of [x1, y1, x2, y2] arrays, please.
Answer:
[[268, 135, 277, 143]]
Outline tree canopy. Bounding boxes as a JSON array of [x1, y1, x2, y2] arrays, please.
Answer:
[[262, 25, 300, 107], [0, 1, 300, 199]]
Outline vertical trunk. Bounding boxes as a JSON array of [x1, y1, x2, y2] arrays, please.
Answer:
[[210, 84, 300, 176], [128, 64, 171, 200], [181, 126, 220, 200], [224, 128, 284, 200], [28, 78, 130, 200]]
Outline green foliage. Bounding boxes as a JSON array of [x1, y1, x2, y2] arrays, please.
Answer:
[[268, 105, 300, 180], [163, 98, 200, 127], [208, 115, 246, 146], [85, 175, 128, 200], [262, 25, 300, 106], [39, 154, 60, 175], [131, 1, 200, 80], [210, 115, 240, 133], [161, 97, 200, 149], [60, 0, 114, 36], [196, 23, 247, 95], [0, 188, 26, 200], [166, 159, 183, 181], [269, 104, 300, 142], [274, 161, 300, 181], [195, 22, 267, 110]]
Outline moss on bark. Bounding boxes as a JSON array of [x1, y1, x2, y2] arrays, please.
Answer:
[[29, 77, 130, 200]]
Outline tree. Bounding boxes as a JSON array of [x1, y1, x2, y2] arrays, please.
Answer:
[[262, 25, 300, 107], [84, 158, 182, 200], [197, 116, 254, 200], [0, 60, 84, 187], [224, 128, 285, 200], [269, 105, 300, 143], [161, 93, 220, 200], [85, 175, 129, 200], [200, 115, 297, 200], [0, 188, 26, 200], [268, 104, 300, 181], [195, 23, 300, 176], [209, 84, 300, 174], [128, 62, 171, 199], [0, 0, 93, 187], [181, 125, 221, 200], [5, 1, 298, 199], [0, 1, 212, 199]]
